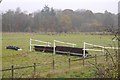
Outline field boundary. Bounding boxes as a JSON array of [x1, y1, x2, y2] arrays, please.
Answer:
[[1, 54, 108, 78]]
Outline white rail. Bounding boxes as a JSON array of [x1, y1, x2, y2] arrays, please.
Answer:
[[53, 40, 76, 54], [83, 42, 119, 58], [31, 39, 51, 44], [104, 47, 119, 49], [83, 49, 103, 52], [84, 42, 104, 48], [54, 40, 76, 47], [30, 38, 51, 51]]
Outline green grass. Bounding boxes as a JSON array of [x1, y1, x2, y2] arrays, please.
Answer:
[[2, 32, 118, 78]]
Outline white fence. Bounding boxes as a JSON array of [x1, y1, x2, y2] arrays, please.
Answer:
[[53, 40, 76, 54], [83, 42, 119, 58], [30, 38, 51, 51], [29, 38, 118, 58]]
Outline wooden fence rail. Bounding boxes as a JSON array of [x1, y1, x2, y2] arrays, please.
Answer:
[[1, 54, 102, 78]]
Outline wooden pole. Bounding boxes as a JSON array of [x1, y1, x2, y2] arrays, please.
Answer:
[[30, 38, 31, 51], [33, 63, 36, 78], [52, 59, 55, 70], [53, 40, 55, 71], [67, 52, 70, 69], [106, 53, 108, 62], [11, 65, 14, 80], [69, 58, 71, 69], [82, 57, 84, 66], [95, 54, 97, 65]]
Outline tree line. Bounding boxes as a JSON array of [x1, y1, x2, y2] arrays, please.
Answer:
[[2, 5, 118, 33]]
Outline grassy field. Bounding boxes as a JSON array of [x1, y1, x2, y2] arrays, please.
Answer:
[[2, 32, 118, 78]]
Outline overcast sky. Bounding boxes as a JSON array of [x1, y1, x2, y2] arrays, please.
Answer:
[[0, 0, 119, 14]]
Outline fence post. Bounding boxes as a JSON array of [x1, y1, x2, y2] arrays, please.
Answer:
[[68, 58, 71, 69], [83, 42, 86, 58], [106, 53, 108, 62], [82, 57, 84, 66], [30, 38, 31, 52], [11, 65, 14, 80], [102, 47, 105, 55], [67, 52, 71, 69], [33, 63, 36, 78], [95, 54, 97, 65], [52, 59, 55, 70]]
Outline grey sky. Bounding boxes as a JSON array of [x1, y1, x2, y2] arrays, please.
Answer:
[[0, 0, 119, 14]]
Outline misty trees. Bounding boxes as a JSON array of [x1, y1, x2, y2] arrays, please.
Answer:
[[2, 10, 14, 32], [2, 8, 33, 32], [2, 6, 118, 33], [33, 5, 57, 32], [102, 11, 118, 34], [57, 9, 74, 32]]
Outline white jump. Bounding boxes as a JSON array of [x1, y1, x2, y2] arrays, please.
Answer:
[[84, 42, 104, 48], [30, 38, 51, 51], [53, 40, 76, 54], [31, 39, 51, 44], [54, 40, 76, 47], [83, 49, 102, 52], [104, 47, 119, 49], [83, 42, 119, 58]]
